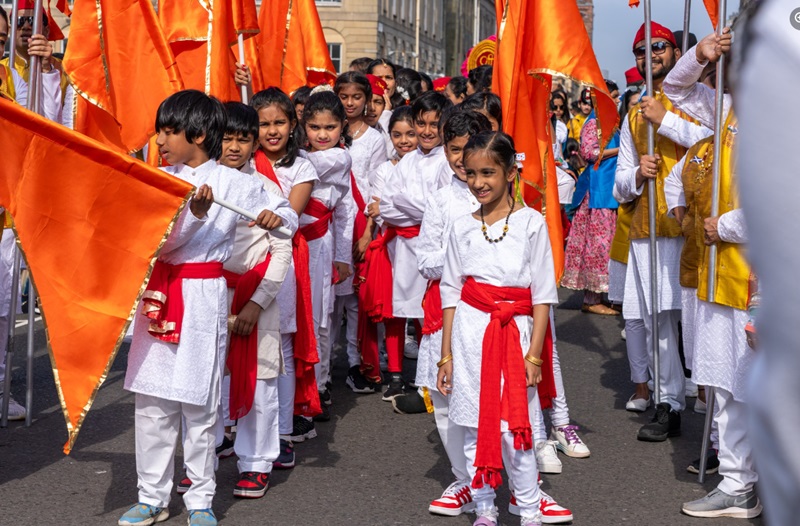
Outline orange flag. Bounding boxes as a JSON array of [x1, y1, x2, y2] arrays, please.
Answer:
[[256, 0, 336, 94], [704, 0, 719, 28], [63, 0, 184, 153], [0, 99, 193, 453], [230, 0, 265, 92], [629, 0, 640, 6], [158, 0, 239, 101], [493, 0, 619, 281]]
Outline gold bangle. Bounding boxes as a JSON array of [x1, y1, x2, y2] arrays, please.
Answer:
[[524, 354, 543, 367], [436, 354, 453, 368]]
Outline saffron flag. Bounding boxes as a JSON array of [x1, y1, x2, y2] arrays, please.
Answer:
[[0, 99, 193, 453], [704, 0, 719, 28], [256, 0, 336, 94], [63, 0, 184, 153], [493, 0, 619, 281], [629, 0, 640, 6], [158, 0, 239, 101], [230, 0, 265, 92]]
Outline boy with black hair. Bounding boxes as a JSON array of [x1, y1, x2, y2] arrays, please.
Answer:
[[373, 91, 453, 399], [120, 90, 289, 526]]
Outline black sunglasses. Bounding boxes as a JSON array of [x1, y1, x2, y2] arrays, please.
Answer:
[[634, 40, 671, 59], [550, 104, 564, 111], [17, 15, 48, 29]]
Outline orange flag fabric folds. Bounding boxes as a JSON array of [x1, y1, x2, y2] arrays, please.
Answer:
[[0, 99, 193, 453], [493, 0, 619, 281], [704, 0, 719, 29], [257, 0, 337, 94], [159, 0, 239, 101], [62, 0, 183, 153]]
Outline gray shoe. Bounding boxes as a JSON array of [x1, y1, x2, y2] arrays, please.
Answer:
[[682, 488, 763, 518]]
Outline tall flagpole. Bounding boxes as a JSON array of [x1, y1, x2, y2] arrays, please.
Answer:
[[8, 0, 20, 68], [643, 0, 660, 406], [682, 0, 692, 53], [699, 0, 727, 484], [238, 34, 248, 104]]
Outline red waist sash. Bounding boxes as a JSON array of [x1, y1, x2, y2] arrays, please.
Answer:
[[460, 277, 550, 490], [350, 171, 369, 285], [142, 261, 224, 344], [421, 279, 443, 335], [222, 253, 272, 420]]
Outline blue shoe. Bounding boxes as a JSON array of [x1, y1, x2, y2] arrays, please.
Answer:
[[118, 503, 169, 525], [188, 509, 218, 526]]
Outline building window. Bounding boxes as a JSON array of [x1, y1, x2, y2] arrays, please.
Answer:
[[328, 43, 342, 73]]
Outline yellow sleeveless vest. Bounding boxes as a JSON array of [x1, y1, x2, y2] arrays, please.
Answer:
[[695, 111, 750, 310], [678, 137, 714, 288], [628, 91, 696, 240]]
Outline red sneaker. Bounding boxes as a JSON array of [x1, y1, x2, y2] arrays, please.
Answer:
[[509, 491, 574, 524], [428, 480, 475, 516], [233, 472, 270, 499], [176, 475, 192, 495]]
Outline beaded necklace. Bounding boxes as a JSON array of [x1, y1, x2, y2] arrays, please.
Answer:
[[480, 197, 515, 244]]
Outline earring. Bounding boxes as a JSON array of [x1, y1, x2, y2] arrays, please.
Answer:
[[363, 106, 368, 116], [339, 136, 346, 148]]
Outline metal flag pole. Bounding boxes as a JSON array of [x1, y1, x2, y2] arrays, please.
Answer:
[[237, 34, 248, 104], [699, 0, 727, 484], [682, 0, 692, 53], [212, 196, 293, 240], [0, 252, 21, 428], [643, 0, 661, 405], [8, 0, 20, 68], [27, 0, 45, 116]]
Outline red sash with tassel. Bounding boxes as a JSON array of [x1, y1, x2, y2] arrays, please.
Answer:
[[459, 277, 554, 490], [223, 254, 272, 420], [142, 261, 224, 344], [255, 151, 321, 417], [421, 279, 443, 335], [350, 171, 369, 285]]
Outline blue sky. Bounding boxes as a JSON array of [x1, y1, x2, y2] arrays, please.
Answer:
[[593, 0, 742, 86]]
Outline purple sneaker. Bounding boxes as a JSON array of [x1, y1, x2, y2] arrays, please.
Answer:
[[550, 424, 590, 458], [473, 517, 498, 526]]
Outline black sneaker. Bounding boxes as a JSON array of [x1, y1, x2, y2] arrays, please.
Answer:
[[274, 439, 296, 469], [290, 415, 317, 443], [319, 388, 332, 406], [391, 391, 428, 414], [233, 471, 269, 498], [382, 373, 405, 401], [637, 402, 681, 442], [216, 435, 235, 458], [346, 366, 376, 394], [687, 450, 720, 475], [313, 403, 331, 422]]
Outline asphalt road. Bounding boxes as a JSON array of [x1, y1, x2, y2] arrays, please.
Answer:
[[0, 289, 764, 526]]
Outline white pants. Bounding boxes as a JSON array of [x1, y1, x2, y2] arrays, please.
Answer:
[[234, 378, 279, 474], [625, 318, 649, 384], [278, 333, 295, 436], [135, 361, 220, 510], [430, 388, 469, 482], [714, 387, 757, 495], [314, 319, 332, 391], [464, 425, 541, 521], [643, 309, 685, 411], [547, 324, 569, 427], [330, 293, 359, 368]]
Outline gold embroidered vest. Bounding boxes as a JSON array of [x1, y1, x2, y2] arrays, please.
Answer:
[[695, 111, 750, 310], [678, 137, 714, 288], [609, 202, 634, 264], [628, 91, 696, 240]]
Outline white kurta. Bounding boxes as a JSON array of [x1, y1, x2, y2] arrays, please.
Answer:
[[369, 159, 397, 230], [2, 60, 64, 122], [415, 177, 479, 390], [379, 146, 451, 318], [378, 109, 395, 158], [124, 160, 276, 405], [300, 148, 354, 329], [441, 207, 559, 428], [224, 167, 296, 380], [271, 157, 319, 334], [336, 126, 387, 296]]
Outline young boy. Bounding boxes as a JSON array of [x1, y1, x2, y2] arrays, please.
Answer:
[[120, 90, 289, 526], [375, 91, 453, 399]]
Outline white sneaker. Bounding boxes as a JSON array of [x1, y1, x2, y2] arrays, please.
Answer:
[[0, 394, 26, 421], [403, 335, 419, 359], [620, 328, 627, 340], [550, 425, 590, 458], [694, 398, 707, 414], [625, 393, 651, 412], [428, 480, 474, 516], [535, 440, 562, 474], [685, 377, 698, 398]]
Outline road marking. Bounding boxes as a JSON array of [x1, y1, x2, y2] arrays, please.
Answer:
[[15, 316, 42, 328]]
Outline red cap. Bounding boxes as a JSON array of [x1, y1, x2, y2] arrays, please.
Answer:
[[432, 77, 451, 92], [632, 22, 677, 51], [17, 0, 35, 9], [625, 67, 644, 86], [366, 74, 386, 97]]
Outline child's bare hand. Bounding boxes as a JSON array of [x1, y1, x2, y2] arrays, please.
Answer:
[[353, 234, 371, 262], [234, 64, 251, 87], [383, 93, 392, 111], [437, 361, 453, 396], [367, 196, 381, 219], [251, 209, 283, 231], [333, 262, 351, 284], [190, 185, 214, 219], [525, 361, 542, 387], [232, 301, 261, 336]]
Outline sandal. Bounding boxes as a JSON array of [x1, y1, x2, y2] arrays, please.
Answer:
[[581, 303, 620, 316]]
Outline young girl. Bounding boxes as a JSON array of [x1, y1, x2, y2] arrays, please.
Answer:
[[437, 132, 558, 526], [330, 72, 387, 395], [352, 106, 418, 393], [367, 59, 397, 156], [250, 88, 319, 458], [460, 92, 503, 132], [299, 88, 355, 421]]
